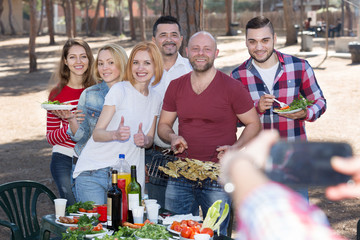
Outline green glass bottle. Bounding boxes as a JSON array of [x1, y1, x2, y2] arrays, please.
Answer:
[[127, 165, 141, 223]]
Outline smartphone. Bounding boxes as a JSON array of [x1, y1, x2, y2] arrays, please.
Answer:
[[265, 141, 353, 186]]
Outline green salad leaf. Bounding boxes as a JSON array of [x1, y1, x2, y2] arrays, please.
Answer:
[[66, 201, 96, 213], [42, 100, 62, 105], [77, 215, 98, 226], [112, 226, 137, 238], [134, 224, 171, 239], [275, 95, 314, 112]]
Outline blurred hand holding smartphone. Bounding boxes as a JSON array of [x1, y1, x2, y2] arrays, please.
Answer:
[[265, 141, 353, 187]]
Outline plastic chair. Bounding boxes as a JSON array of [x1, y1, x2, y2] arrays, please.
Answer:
[[0, 180, 57, 240]]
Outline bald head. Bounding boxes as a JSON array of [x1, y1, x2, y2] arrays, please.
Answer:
[[186, 31, 219, 73], [188, 31, 217, 50]]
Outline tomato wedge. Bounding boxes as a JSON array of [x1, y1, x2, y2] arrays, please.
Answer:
[[78, 208, 87, 212], [280, 105, 290, 110], [92, 223, 103, 231]]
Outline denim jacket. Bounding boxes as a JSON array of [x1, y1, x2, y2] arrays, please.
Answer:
[[67, 81, 109, 156]]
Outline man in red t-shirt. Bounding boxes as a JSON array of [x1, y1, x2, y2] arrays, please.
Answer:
[[158, 31, 262, 235]]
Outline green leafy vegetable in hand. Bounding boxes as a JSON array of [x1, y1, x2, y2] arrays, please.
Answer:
[[275, 95, 314, 112], [42, 100, 62, 105]]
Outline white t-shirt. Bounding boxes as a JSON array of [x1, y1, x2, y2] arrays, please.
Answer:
[[253, 61, 279, 95], [73, 81, 161, 194], [151, 53, 192, 148]]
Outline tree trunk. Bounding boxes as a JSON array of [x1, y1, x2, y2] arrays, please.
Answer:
[[0, 0, 5, 34], [29, 0, 38, 72], [117, 0, 123, 35], [345, 1, 352, 36], [128, 0, 136, 40], [8, 0, 16, 35], [45, 0, 55, 45], [37, 0, 45, 35], [225, 0, 232, 36], [282, 0, 297, 45], [71, 0, 77, 37], [62, 0, 73, 38], [163, 0, 203, 56], [84, 0, 90, 36], [90, 0, 102, 36], [102, 0, 108, 32], [139, 0, 146, 41]]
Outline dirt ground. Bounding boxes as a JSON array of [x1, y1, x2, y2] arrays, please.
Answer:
[[1, 33, 360, 239]]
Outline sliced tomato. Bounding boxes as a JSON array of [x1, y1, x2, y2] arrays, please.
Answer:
[[187, 220, 196, 227], [191, 225, 200, 234], [78, 208, 87, 212], [180, 220, 188, 226], [86, 209, 96, 213], [181, 226, 193, 238], [171, 221, 180, 230], [200, 228, 214, 237], [173, 224, 182, 232], [92, 223, 103, 231]]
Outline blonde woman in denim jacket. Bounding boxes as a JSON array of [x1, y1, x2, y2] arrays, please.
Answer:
[[63, 44, 128, 201]]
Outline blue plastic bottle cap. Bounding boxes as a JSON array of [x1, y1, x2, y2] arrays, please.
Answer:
[[119, 154, 125, 158]]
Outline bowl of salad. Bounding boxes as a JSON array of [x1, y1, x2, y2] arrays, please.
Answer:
[[134, 223, 172, 240], [66, 201, 98, 217], [273, 95, 314, 114]]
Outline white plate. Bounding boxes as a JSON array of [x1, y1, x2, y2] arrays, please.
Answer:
[[273, 108, 303, 114], [55, 216, 77, 227], [41, 104, 77, 111], [77, 211, 98, 217], [85, 228, 109, 239], [167, 225, 181, 235]]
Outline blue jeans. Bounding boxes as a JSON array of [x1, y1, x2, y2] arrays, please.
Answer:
[[50, 152, 76, 206], [74, 167, 111, 205], [165, 179, 231, 236], [145, 148, 167, 208]]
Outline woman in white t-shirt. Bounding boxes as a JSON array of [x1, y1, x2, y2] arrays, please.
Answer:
[[73, 42, 164, 204]]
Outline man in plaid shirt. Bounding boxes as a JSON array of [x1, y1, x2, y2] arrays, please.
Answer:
[[231, 16, 326, 141]]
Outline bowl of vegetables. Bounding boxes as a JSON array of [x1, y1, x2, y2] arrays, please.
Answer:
[[134, 223, 172, 239], [172, 200, 227, 240], [66, 201, 98, 217]]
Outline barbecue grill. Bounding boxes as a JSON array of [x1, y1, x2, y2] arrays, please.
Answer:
[[147, 153, 223, 189]]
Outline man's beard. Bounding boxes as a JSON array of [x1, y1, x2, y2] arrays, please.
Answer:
[[162, 42, 178, 56], [190, 57, 214, 72], [250, 47, 274, 63]]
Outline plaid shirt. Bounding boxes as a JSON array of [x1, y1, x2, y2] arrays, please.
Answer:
[[236, 182, 345, 240], [231, 50, 326, 141]]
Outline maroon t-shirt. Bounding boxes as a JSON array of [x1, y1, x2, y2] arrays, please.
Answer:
[[162, 70, 254, 162]]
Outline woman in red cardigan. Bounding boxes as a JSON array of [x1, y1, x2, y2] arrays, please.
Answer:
[[46, 39, 95, 205]]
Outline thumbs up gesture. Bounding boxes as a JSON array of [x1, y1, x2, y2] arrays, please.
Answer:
[[113, 116, 131, 141], [134, 123, 149, 148]]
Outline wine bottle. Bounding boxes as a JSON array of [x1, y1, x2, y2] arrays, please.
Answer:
[[107, 170, 122, 231], [127, 165, 141, 223], [117, 178, 128, 223]]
